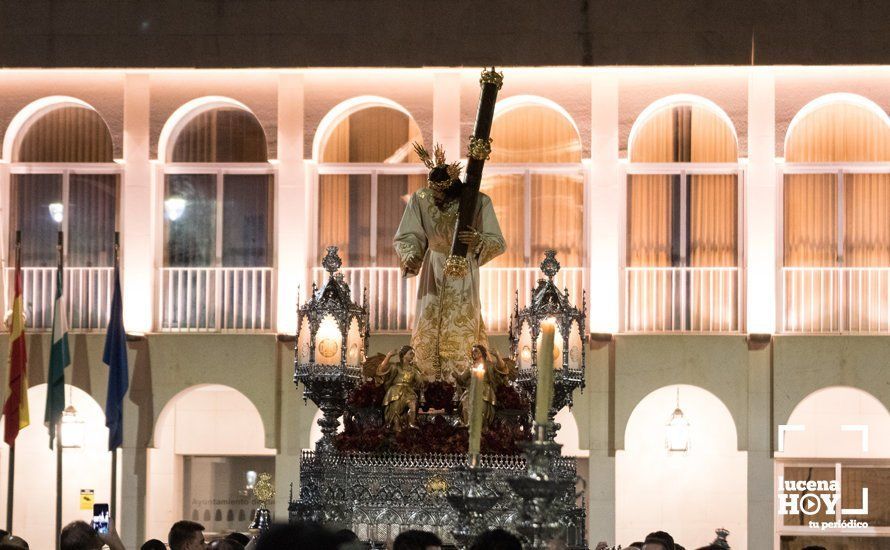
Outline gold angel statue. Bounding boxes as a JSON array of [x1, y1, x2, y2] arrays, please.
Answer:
[[375, 345, 425, 431]]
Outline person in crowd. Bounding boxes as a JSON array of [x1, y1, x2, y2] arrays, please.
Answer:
[[628, 544, 645, 550], [140, 540, 166, 550], [61, 520, 125, 550], [209, 539, 244, 550], [392, 529, 443, 550], [0, 533, 27, 550], [254, 522, 338, 550], [643, 531, 676, 550], [0, 533, 28, 550], [168, 520, 206, 550], [225, 533, 251, 546], [470, 529, 521, 550]]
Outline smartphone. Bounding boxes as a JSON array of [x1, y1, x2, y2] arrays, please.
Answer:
[[91, 503, 109, 535]]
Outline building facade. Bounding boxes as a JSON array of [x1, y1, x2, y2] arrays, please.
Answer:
[[0, 66, 888, 549]]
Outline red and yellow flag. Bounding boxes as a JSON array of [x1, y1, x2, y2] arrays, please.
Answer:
[[3, 263, 29, 447]]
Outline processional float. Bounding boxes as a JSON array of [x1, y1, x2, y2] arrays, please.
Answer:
[[290, 69, 588, 549]]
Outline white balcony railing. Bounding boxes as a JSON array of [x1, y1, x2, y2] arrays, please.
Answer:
[[311, 266, 587, 332], [625, 267, 741, 332], [159, 267, 274, 332], [5, 267, 114, 331], [783, 267, 890, 333]]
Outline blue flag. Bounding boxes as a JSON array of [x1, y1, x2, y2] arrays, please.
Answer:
[[103, 262, 129, 451]]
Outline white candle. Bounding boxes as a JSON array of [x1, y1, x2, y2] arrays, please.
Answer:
[[535, 320, 555, 425], [468, 363, 485, 457]]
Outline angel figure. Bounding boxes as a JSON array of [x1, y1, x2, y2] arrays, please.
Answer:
[[455, 344, 515, 428], [376, 345, 425, 431]]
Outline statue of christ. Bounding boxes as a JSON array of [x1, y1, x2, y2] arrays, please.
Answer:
[[393, 144, 505, 380]]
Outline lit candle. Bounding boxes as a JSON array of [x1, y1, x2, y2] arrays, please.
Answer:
[[468, 363, 485, 458], [535, 319, 556, 425]]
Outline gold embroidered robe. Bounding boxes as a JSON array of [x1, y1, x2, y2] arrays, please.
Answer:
[[393, 189, 506, 379]]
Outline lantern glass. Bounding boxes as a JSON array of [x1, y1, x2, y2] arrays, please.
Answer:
[[315, 315, 342, 365], [60, 405, 85, 449], [345, 317, 362, 366], [665, 408, 690, 453]]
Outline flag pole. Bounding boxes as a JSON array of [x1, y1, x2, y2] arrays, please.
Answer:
[[109, 232, 120, 521], [54, 230, 63, 550], [55, 422, 62, 550], [5, 445, 13, 532], [5, 231, 21, 533]]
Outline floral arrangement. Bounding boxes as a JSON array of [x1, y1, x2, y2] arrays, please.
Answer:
[[495, 383, 529, 411], [347, 381, 386, 408], [422, 381, 456, 412]]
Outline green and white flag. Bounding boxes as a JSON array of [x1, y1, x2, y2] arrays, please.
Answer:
[[45, 264, 70, 448]]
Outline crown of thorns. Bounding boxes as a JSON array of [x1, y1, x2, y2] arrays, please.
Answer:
[[413, 142, 462, 182]]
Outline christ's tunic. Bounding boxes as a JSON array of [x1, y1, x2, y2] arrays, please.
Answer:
[[394, 189, 506, 379]]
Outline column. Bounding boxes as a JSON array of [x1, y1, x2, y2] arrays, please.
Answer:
[[122, 73, 154, 332], [586, 340, 615, 545], [588, 71, 621, 333], [747, 340, 774, 549], [432, 71, 461, 158], [746, 69, 777, 334], [276, 73, 306, 334]]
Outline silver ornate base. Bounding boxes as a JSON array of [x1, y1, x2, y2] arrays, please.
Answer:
[[289, 450, 586, 548]]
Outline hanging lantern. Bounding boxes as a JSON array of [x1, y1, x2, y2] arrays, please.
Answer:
[[665, 387, 690, 453], [60, 404, 85, 449], [294, 246, 370, 453], [509, 250, 586, 431]]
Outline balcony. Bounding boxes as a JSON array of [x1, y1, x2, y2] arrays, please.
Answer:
[[5, 267, 114, 331], [782, 267, 890, 333], [625, 267, 741, 332], [310, 266, 587, 332], [158, 267, 274, 332]]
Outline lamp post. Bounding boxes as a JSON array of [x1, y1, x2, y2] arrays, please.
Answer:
[[294, 246, 369, 454], [509, 250, 586, 438]]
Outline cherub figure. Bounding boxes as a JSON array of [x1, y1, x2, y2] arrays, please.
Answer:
[[455, 344, 514, 428], [376, 345, 425, 431]]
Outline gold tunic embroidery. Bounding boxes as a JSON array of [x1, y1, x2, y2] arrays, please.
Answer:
[[393, 190, 506, 380]]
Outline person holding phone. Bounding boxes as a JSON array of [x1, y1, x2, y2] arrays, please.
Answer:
[[60, 519, 125, 550]]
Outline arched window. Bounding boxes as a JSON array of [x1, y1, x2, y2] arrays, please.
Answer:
[[782, 95, 890, 333], [626, 98, 741, 332], [316, 103, 425, 268], [7, 100, 119, 329], [161, 102, 273, 331], [484, 101, 584, 267]]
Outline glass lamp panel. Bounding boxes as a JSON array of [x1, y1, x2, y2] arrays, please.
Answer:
[[345, 317, 362, 366], [315, 315, 342, 366]]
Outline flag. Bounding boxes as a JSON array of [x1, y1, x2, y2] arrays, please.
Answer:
[[3, 261, 29, 447], [45, 261, 70, 448], [103, 260, 128, 451]]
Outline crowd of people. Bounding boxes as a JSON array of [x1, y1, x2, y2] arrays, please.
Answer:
[[0, 521, 835, 549]]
